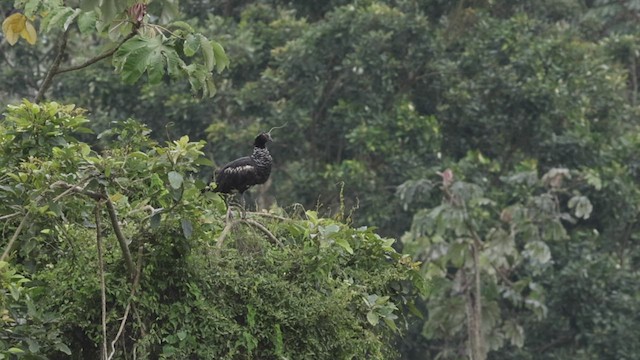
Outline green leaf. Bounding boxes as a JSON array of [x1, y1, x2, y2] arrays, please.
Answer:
[[150, 213, 161, 229], [383, 317, 399, 332], [524, 241, 551, 264], [503, 320, 524, 348], [194, 157, 214, 167], [584, 170, 602, 190], [168, 171, 183, 189], [9, 284, 20, 300], [407, 301, 424, 319], [273, 324, 284, 355], [211, 41, 230, 73], [23, 0, 41, 17], [181, 219, 193, 239], [170, 21, 195, 33], [41, 7, 74, 33], [114, 35, 179, 85], [177, 330, 187, 341], [99, 0, 119, 24], [366, 311, 379, 326], [8, 348, 25, 354], [55, 342, 72, 355], [320, 224, 340, 237], [568, 195, 593, 219], [184, 33, 200, 57], [448, 241, 468, 267], [26, 338, 40, 353], [80, 0, 99, 11], [335, 237, 354, 254], [199, 35, 215, 71]]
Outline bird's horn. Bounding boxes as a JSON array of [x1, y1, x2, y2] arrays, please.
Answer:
[[267, 122, 287, 135]]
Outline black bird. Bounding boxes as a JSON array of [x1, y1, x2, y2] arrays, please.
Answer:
[[213, 132, 273, 195]]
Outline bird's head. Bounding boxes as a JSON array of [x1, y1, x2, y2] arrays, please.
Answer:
[[254, 132, 273, 148]]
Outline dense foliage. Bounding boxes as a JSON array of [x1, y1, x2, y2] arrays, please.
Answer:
[[0, 101, 424, 358], [2, 0, 640, 359]]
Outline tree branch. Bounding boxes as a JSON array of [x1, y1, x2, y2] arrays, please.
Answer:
[[241, 219, 283, 247], [56, 31, 137, 76], [51, 180, 103, 201], [0, 211, 31, 262], [104, 192, 136, 279], [34, 29, 137, 103], [107, 245, 143, 360], [34, 28, 70, 103], [95, 204, 108, 360], [216, 219, 239, 250], [246, 211, 289, 221]]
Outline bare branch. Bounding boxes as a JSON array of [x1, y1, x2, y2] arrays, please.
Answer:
[[35, 29, 70, 103], [34, 29, 137, 103], [241, 219, 283, 247], [216, 219, 239, 250], [95, 204, 108, 360], [107, 301, 132, 360], [246, 211, 289, 221], [0, 211, 31, 262], [107, 245, 144, 360], [0, 212, 20, 221], [51, 181, 103, 201], [56, 31, 137, 76]]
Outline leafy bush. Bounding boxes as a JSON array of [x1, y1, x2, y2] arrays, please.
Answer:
[[0, 101, 425, 359]]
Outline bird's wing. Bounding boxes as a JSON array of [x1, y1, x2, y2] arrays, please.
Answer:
[[216, 156, 255, 177], [214, 156, 259, 193]]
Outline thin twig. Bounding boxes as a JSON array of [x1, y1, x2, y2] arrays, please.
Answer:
[[34, 28, 70, 103], [35, 29, 137, 103], [241, 219, 282, 247], [0, 212, 20, 221], [107, 245, 144, 360], [56, 31, 137, 76], [107, 301, 132, 360], [246, 211, 288, 221], [95, 203, 108, 360], [0, 211, 31, 262], [51, 181, 103, 201]]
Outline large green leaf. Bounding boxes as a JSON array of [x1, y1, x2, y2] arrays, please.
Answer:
[[183, 33, 200, 57], [211, 41, 229, 73], [113, 35, 182, 85]]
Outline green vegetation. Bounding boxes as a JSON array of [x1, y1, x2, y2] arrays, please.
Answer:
[[2, 0, 640, 359], [0, 101, 422, 358]]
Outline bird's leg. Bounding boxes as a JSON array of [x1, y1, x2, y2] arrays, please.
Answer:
[[225, 201, 233, 222], [240, 192, 247, 218]]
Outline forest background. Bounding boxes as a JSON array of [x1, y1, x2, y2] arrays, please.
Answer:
[[1, 0, 640, 359]]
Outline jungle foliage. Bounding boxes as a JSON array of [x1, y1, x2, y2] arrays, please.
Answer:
[[2, 0, 640, 359], [0, 101, 424, 358]]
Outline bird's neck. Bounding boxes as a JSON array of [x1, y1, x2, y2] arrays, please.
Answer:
[[251, 146, 272, 167]]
